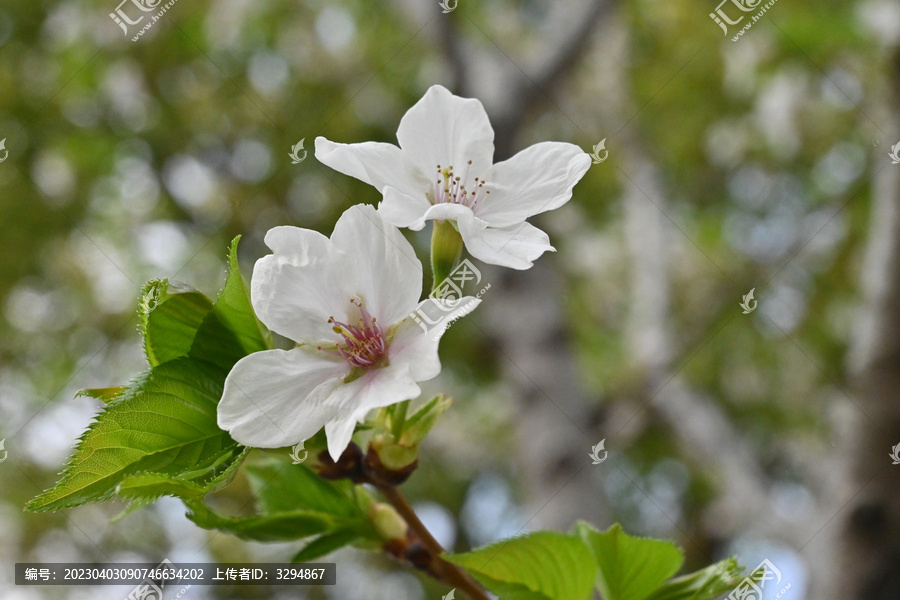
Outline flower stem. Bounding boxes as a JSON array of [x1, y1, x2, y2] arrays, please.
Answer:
[[379, 486, 491, 600]]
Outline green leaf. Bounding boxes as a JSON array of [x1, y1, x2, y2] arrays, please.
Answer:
[[245, 462, 361, 518], [185, 500, 340, 542], [445, 531, 597, 600], [76, 387, 128, 404], [189, 237, 271, 371], [644, 558, 744, 600], [576, 522, 684, 600], [109, 495, 156, 523], [117, 473, 211, 502], [292, 530, 364, 562], [212, 236, 270, 355], [28, 239, 265, 513], [116, 446, 250, 503], [140, 280, 214, 367], [26, 358, 240, 511], [184, 461, 377, 545]]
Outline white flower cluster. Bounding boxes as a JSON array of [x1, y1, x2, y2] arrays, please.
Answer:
[[218, 85, 590, 459]]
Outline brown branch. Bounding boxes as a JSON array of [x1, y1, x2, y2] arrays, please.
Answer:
[[380, 486, 491, 600]]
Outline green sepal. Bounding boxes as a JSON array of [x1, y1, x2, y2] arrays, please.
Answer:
[[431, 219, 464, 292]]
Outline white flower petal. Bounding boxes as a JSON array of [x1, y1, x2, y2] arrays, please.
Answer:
[[391, 202, 477, 234], [479, 142, 591, 227], [217, 348, 348, 448], [391, 296, 482, 381], [252, 227, 349, 344], [322, 362, 422, 459], [263, 225, 332, 263], [396, 85, 495, 178], [324, 417, 359, 463], [330, 205, 423, 327], [458, 217, 554, 270], [314, 138, 423, 196], [420, 202, 475, 223], [378, 186, 432, 230]]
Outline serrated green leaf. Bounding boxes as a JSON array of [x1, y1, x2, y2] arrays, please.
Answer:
[[183, 461, 377, 544], [292, 530, 363, 562], [140, 280, 214, 367], [576, 522, 684, 600], [109, 495, 156, 523], [188, 237, 271, 371], [26, 358, 239, 512], [445, 531, 597, 600], [644, 558, 744, 600], [189, 310, 248, 372], [245, 462, 365, 519], [213, 236, 270, 355], [117, 472, 211, 502], [76, 387, 128, 404], [29, 240, 266, 514], [185, 499, 339, 542], [116, 446, 250, 503]]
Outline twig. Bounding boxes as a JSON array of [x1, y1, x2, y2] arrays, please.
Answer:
[[380, 486, 491, 600]]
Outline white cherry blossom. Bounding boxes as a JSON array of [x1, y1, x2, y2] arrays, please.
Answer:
[[315, 84, 591, 270], [217, 204, 479, 460]]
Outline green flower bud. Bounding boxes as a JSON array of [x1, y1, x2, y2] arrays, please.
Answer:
[[369, 502, 408, 542]]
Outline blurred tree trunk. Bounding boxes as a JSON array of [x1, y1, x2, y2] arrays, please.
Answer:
[[838, 50, 900, 600], [453, 0, 614, 533]]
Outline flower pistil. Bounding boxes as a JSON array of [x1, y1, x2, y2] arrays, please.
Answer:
[[432, 160, 490, 211], [323, 298, 388, 369]]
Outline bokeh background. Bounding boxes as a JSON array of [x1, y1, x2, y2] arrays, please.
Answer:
[[2, 0, 899, 598]]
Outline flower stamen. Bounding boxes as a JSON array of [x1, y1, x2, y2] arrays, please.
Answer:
[[320, 298, 388, 369], [433, 160, 489, 211]]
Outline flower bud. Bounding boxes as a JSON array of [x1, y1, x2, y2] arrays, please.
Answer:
[[369, 433, 419, 472], [399, 396, 451, 448], [369, 502, 408, 542]]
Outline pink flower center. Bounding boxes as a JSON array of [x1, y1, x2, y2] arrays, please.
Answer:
[[432, 161, 491, 212], [322, 298, 388, 369]]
